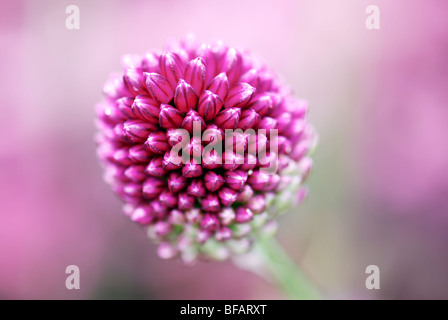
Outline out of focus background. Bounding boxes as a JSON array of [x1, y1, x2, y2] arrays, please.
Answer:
[[1, 0, 447, 299]]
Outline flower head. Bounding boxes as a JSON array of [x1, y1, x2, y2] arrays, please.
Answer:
[[96, 36, 317, 263]]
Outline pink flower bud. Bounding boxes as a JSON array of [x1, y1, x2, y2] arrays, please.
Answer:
[[240, 153, 257, 171], [201, 193, 221, 212], [236, 184, 254, 202], [159, 104, 183, 129], [174, 79, 198, 113], [204, 171, 225, 192], [186, 208, 202, 224], [218, 208, 235, 225], [130, 204, 154, 226], [222, 151, 244, 171], [275, 113, 292, 135], [182, 160, 203, 178], [207, 72, 229, 101], [123, 182, 143, 198], [181, 109, 205, 134], [183, 57, 206, 95], [225, 83, 256, 109], [247, 171, 270, 191], [214, 108, 241, 130], [202, 124, 224, 145], [237, 108, 260, 130], [168, 209, 186, 225], [255, 117, 277, 136], [167, 128, 190, 147], [217, 187, 238, 207], [112, 147, 132, 166], [178, 193, 195, 210], [157, 242, 177, 259], [202, 149, 222, 169], [220, 48, 243, 84], [145, 131, 170, 154], [224, 170, 248, 191], [186, 179, 206, 197], [145, 157, 168, 177], [131, 95, 161, 124], [141, 52, 160, 73], [129, 144, 153, 163], [159, 190, 178, 208], [215, 227, 233, 242], [116, 97, 135, 119], [163, 151, 183, 171], [235, 207, 254, 223], [123, 68, 145, 95], [184, 136, 203, 159], [142, 177, 166, 199], [247, 194, 266, 214], [124, 164, 147, 182], [198, 90, 224, 121], [144, 72, 174, 104], [159, 52, 186, 89], [200, 213, 220, 231], [248, 94, 273, 117], [168, 172, 187, 193], [123, 120, 155, 143]]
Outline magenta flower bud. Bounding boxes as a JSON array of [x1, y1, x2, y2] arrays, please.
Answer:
[[240, 153, 257, 171], [215, 227, 233, 242], [255, 117, 277, 136], [124, 164, 146, 182], [184, 136, 203, 159], [132, 95, 160, 124], [247, 171, 270, 191], [186, 208, 202, 224], [178, 193, 195, 210], [131, 205, 154, 226], [202, 149, 222, 169], [236, 184, 254, 202], [145, 131, 170, 154], [183, 57, 206, 95], [159, 190, 178, 208], [113, 123, 127, 141], [275, 113, 292, 135], [116, 97, 135, 119], [258, 152, 279, 170], [247, 132, 268, 154], [168, 172, 187, 193], [186, 179, 206, 197], [220, 48, 243, 84], [144, 72, 174, 104], [202, 124, 224, 145], [240, 68, 260, 88], [247, 195, 266, 214], [248, 94, 273, 117], [159, 52, 186, 89], [225, 83, 256, 109], [218, 208, 236, 225], [181, 109, 206, 134], [207, 72, 229, 101], [265, 174, 281, 191], [174, 79, 198, 113], [197, 229, 212, 243], [224, 131, 247, 154], [142, 177, 166, 199], [102, 74, 128, 100], [154, 220, 172, 237], [214, 107, 241, 130], [224, 170, 248, 191], [277, 136, 292, 154], [129, 144, 153, 163], [123, 182, 143, 198], [141, 51, 160, 73], [150, 200, 169, 218], [145, 157, 168, 177], [123, 68, 145, 95], [159, 104, 183, 129], [96, 102, 125, 124], [112, 148, 132, 166], [168, 209, 186, 225], [182, 160, 203, 178], [237, 108, 260, 130], [200, 213, 220, 231], [201, 193, 221, 212], [123, 120, 155, 143], [222, 151, 243, 171], [235, 207, 254, 223], [163, 151, 183, 171], [167, 128, 189, 148], [217, 187, 238, 207], [204, 171, 225, 192], [198, 90, 224, 121]]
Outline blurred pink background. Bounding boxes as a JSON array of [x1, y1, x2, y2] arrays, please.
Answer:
[[1, 0, 447, 299]]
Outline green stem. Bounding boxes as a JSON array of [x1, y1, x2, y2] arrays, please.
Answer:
[[253, 236, 321, 300]]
